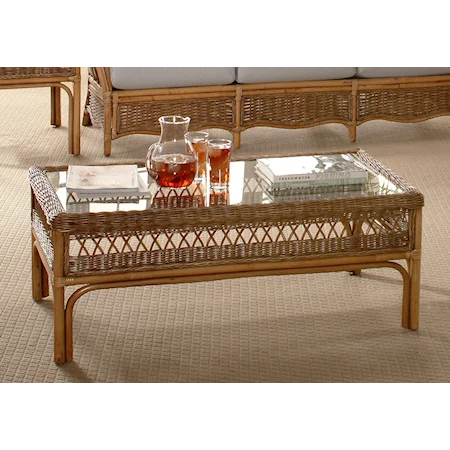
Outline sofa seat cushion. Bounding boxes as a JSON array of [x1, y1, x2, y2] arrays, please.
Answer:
[[236, 67, 356, 84], [110, 67, 236, 90], [356, 67, 450, 78]]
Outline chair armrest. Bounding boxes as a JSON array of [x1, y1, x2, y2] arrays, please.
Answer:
[[92, 67, 113, 93]]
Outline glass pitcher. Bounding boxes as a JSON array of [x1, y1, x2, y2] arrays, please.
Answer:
[[146, 116, 197, 188]]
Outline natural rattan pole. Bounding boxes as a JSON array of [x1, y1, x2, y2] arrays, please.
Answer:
[[234, 85, 242, 148], [357, 74, 450, 86], [50, 87, 61, 127], [32, 229, 55, 281], [72, 69, 81, 156], [409, 208, 422, 330], [52, 231, 66, 364], [32, 235, 48, 301], [54, 251, 412, 288], [349, 80, 358, 142], [103, 94, 113, 157]]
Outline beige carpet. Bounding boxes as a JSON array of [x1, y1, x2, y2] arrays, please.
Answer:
[[1, 69, 450, 383]]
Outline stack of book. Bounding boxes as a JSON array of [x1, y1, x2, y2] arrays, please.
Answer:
[[255, 154, 369, 200], [66, 164, 146, 199]]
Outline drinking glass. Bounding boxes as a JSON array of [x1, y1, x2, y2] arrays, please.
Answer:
[[208, 138, 232, 191], [185, 131, 209, 182]]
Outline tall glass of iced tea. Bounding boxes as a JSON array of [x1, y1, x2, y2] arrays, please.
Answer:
[[208, 138, 232, 191], [185, 131, 209, 182]]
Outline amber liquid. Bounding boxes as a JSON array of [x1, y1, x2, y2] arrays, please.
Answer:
[[191, 141, 208, 179], [151, 154, 197, 188], [209, 147, 231, 184]]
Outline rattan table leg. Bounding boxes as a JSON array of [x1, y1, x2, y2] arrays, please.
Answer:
[[346, 219, 362, 276], [53, 286, 66, 364], [409, 208, 422, 330], [31, 237, 49, 301], [51, 230, 67, 363], [409, 259, 421, 330]]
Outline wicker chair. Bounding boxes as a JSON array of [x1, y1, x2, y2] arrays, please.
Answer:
[[0, 67, 81, 155]]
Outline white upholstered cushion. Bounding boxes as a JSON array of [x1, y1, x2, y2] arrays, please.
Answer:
[[356, 67, 450, 78], [236, 67, 356, 84], [110, 67, 236, 90]]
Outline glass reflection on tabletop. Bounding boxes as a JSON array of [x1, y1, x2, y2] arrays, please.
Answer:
[[49, 156, 404, 215], [152, 182, 206, 209]]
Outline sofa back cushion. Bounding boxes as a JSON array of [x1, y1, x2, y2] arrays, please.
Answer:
[[356, 67, 450, 78], [236, 67, 356, 84], [110, 67, 236, 90]]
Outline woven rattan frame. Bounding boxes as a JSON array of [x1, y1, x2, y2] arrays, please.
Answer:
[[28, 149, 424, 364], [84, 69, 236, 156], [0, 67, 81, 155], [84, 69, 450, 156]]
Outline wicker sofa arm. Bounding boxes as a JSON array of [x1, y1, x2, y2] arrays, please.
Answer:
[[91, 67, 112, 93]]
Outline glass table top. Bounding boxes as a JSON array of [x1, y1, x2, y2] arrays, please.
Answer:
[[46, 154, 403, 214]]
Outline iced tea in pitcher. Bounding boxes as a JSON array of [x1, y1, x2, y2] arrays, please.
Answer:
[[150, 154, 197, 188], [146, 116, 198, 188]]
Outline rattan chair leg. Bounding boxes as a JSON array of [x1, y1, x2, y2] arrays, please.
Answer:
[[103, 97, 113, 157], [81, 85, 92, 126], [73, 76, 81, 156], [82, 111, 92, 126], [50, 87, 61, 127], [348, 125, 356, 142], [32, 237, 49, 301], [233, 131, 241, 149]]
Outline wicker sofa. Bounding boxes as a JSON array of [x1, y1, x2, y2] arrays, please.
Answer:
[[84, 67, 450, 156], [0, 67, 81, 155]]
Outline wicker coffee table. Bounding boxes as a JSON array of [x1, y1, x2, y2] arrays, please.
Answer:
[[28, 149, 424, 364]]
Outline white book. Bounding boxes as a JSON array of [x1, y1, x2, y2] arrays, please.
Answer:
[[70, 175, 150, 201], [255, 166, 367, 191], [66, 165, 139, 194], [256, 154, 368, 185]]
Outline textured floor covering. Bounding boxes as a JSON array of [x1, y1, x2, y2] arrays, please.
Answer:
[[1, 69, 450, 382]]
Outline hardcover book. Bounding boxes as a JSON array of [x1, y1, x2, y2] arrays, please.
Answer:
[[255, 154, 369, 188], [66, 165, 139, 194], [256, 167, 366, 200]]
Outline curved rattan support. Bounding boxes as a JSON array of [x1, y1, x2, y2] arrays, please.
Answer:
[[63, 260, 411, 362]]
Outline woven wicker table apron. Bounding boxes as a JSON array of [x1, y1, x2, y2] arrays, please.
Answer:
[[28, 150, 424, 364]]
